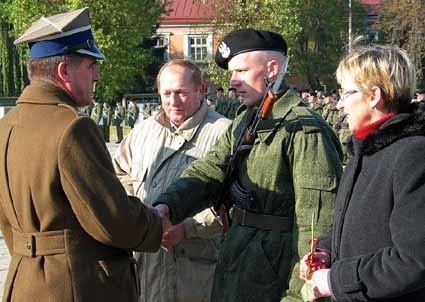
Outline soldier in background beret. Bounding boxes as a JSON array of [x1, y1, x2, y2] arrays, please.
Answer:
[[0, 7, 163, 301], [153, 28, 343, 302]]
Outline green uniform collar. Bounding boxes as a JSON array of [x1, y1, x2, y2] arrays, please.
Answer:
[[256, 88, 303, 133]]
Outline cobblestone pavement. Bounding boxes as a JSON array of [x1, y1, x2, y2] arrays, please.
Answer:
[[0, 141, 120, 298]]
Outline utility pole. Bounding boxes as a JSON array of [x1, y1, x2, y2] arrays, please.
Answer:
[[348, 0, 352, 52]]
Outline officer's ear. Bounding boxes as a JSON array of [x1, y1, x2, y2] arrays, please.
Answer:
[[266, 59, 279, 81], [56, 61, 71, 83]]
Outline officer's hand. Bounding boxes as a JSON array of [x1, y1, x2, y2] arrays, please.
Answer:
[[154, 204, 172, 235], [161, 223, 185, 250]]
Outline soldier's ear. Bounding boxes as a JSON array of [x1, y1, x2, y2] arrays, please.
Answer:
[[266, 59, 279, 81]]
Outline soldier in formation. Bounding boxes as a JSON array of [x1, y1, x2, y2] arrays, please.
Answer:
[[113, 100, 126, 143], [126, 99, 139, 128]]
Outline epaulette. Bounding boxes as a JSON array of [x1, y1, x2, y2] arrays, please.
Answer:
[[291, 106, 322, 133]]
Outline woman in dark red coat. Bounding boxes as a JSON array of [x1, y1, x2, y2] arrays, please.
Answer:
[[300, 45, 425, 301]]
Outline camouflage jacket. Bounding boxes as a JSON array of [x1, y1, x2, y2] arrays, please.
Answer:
[[113, 106, 125, 126], [154, 89, 343, 302], [90, 103, 102, 124], [102, 104, 113, 126]]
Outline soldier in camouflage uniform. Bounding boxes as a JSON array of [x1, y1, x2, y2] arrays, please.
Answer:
[[225, 87, 240, 119], [101, 102, 113, 142], [334, 113, 352, 166], [214, 87, 227, 116], [308, 91, 324, 115], [126, 100, 139, 128], [322, 92, 340, 129], [113, 101, 125, 143], [90, 99, 102, 124], [154, 29, 343, 302]]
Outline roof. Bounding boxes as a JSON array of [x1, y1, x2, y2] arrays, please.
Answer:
[[161, 0, 216, 24], [159, 0, 381, 25], [360, 0, 380, 4], [360, 0, 381, 15]]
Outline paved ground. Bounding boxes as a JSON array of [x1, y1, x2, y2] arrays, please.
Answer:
[[0, 140, 121, 298]]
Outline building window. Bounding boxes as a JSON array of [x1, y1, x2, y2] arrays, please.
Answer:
[[189, 36, 207, 61], [153, 34, 169, 61], [184, 34, 212, 62]]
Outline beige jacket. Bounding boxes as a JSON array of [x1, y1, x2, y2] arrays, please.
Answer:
[[113, 101, 231, 302]]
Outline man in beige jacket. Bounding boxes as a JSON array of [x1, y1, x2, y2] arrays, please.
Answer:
[[113, 59, 231, 302], [0, 7, 163, 302]]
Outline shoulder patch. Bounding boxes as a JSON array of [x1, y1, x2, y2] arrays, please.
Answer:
[[291, 106, 322, 133]]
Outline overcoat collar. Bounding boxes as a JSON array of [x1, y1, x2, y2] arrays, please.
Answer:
[[349, 111, 425, 156], [154, 100, 208, 142], [17, 80, 76, 108]]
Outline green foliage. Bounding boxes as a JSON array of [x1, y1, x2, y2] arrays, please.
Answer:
[[0, 0, 166, 100], [377, 0, 425, 82], [207, 0, 300, 89], [206, 0, 367, 90]]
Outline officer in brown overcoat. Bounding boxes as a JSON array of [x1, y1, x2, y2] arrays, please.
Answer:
[[0, 7, 163, 302]]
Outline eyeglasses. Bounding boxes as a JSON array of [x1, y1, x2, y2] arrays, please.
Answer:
[[340, 90, 359, 102]]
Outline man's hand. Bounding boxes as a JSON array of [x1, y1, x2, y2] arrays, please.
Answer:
[[161, 223, 185, 250], [154, 204, 172, 248]]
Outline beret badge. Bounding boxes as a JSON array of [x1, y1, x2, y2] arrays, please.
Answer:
[[218, 41, 231, 59]]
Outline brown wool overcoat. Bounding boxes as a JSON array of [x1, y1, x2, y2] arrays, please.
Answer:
[[0, 81, 162, 301]]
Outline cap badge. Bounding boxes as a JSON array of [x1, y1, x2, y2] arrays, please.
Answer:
[[218, 41, 230, 59]]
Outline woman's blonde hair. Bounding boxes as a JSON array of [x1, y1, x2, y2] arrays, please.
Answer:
[[336, 45, 416, 112]]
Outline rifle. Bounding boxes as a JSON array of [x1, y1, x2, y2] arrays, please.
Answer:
[[213, 57, 290, 234]]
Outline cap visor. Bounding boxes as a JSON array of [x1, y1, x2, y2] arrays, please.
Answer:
[[76, 45, 105, 60]]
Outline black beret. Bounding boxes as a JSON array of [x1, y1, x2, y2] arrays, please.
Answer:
[[215, 28, 287, 69], [416, 88, 425, 95]]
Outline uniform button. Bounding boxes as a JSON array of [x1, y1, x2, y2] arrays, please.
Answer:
[[152, 182, 157, 188], [26, 242, 31, 249]]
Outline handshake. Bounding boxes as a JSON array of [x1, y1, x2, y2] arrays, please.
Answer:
[[154, 204, 183, 251]]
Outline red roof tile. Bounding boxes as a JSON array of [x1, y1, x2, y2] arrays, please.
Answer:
[[161, 0, 216, 24], [360, 0, 381, 4]]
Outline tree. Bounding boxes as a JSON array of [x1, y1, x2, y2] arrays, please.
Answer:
[[1, 0, 166, 100], [377, 0, 425, 84], [0, 2, 27, 97], [206, 0, 300, 90], [204, 0, 366, 90]]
